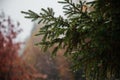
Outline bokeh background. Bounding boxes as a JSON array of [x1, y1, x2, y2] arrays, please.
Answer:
[[0, 0, 91, 80]]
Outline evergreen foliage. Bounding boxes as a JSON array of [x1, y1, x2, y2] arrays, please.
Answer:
[[22, 0, 120, 79]]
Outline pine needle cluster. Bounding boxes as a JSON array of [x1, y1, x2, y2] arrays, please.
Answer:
[[22, 0, 120, 79]]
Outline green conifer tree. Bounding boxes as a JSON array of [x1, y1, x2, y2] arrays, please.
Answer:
[[22, 0, 120, 79]]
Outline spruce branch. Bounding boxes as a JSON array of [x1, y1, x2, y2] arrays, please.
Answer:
[[22, 0, 120, 79]]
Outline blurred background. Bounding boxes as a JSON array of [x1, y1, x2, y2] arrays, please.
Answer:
[[0, 0, 87, 80]]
